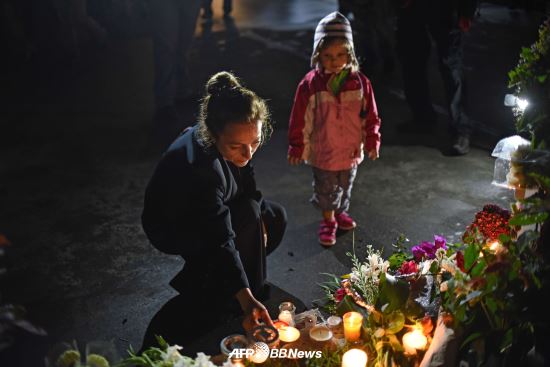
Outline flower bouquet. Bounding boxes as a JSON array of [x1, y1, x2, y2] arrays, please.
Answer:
[[319, 199, 549, 366]]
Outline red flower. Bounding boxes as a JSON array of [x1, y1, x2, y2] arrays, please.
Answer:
[[463, 204, 512, 243], [399, 260, 418, 275], [334, 288, 346, 303], [456, 251, 465, 272]]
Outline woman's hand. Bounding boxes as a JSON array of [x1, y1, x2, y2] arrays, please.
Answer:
[[236, 288, 274, 333], [287, 155, 303, 166], [367, 149, 379, 160]]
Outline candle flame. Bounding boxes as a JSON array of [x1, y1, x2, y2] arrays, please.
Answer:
[[402, 329, 428, 352]]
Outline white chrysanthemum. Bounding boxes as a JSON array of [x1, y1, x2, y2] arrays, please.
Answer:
[[162, 345, 184, 363], [440, 280, 449, 292]]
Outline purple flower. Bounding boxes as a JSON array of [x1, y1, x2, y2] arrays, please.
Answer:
[[434, 235, 447, 250], [412, 235, 447, 261]]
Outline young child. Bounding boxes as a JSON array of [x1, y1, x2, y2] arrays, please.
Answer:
[[288, 11, 381, 246]]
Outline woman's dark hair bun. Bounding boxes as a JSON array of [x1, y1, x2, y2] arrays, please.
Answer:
[[205, 71, 241, 96]]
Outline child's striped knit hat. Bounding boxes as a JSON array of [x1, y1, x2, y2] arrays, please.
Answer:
[[311, 11, 354, 67]]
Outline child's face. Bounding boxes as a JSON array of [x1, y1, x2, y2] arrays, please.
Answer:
[[320, 40, 349, 74]]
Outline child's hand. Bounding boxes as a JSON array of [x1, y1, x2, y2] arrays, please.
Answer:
[[367, 149, 379, 160], [288, 155, 303, 166]]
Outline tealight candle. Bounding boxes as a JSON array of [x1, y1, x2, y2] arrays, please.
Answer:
[[309, 325, 332, 342], [343, 312, 363, 342], [278, 310, 294, 326], [341, 348, 368, 367], [278, 326, 300, 343], [402, 329, 428, 355]]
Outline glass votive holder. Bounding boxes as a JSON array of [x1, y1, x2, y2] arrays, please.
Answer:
[[278, 301, 296, 326], [343, 312, 363, 343], [326, 315, 342, 330], [220, 334, 249, 360]]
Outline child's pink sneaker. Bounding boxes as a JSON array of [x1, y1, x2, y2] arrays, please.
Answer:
[[335, 211, 357, 230], [319, 219, 337, 246]]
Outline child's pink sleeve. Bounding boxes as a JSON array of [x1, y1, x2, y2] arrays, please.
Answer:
[[288, 79, 310, 159], [361, 75, 381, 154]]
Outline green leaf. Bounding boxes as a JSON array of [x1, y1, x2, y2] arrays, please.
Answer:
[[335, 295, 368, 317], [385, 311, 405, 334], [376, 273, 409, 313], [429, 261, 439, 274], [464, 244, 480, 272], [388, 253, 408, 271], [536, 74, 547, 83], [470, 262, 486, 278], [500, 329, 514, 353], [509, 211, 549, 225], [485, 297, 498, 314]]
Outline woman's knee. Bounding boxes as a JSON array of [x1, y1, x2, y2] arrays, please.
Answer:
[[230, 198, 261, 231], [262, 200, 287, 254]]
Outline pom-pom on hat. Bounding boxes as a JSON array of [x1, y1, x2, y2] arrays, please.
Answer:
[[312, 12, 354, 66]]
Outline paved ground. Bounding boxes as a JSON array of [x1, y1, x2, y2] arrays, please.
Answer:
[[0, 0, 547, 364]]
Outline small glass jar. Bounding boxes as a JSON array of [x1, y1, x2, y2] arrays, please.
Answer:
[[278, 302, 296, 326]]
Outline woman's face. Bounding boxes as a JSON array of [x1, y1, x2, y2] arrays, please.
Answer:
[[320, 40, 349, 74], [215, 120, 262, 167]]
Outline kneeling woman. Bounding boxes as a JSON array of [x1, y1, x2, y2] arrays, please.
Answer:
[[141, 71, 286, 349]]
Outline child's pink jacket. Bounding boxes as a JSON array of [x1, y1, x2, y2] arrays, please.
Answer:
[[288, 68, 381, 171]]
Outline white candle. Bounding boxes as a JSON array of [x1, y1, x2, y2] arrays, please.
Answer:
[[402, 329, 428, 354], [278, 326, 300, 343], [278, 310, 294, 326], [309, 325, 332, 342], [341, 348, 368, 367]]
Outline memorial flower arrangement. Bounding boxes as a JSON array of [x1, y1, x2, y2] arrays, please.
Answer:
[[320, 197, 549, 366]]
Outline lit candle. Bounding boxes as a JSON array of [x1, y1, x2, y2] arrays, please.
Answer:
[[278, 310, 294, 326], [309, 325, 332, 342], [343, 312, 363, 342], [248, 342, 270, 364], [278, 326, 300, 343], [487, 240, 501, 252], [341, 348, 368, 367], [402, 329, 428, 355]]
